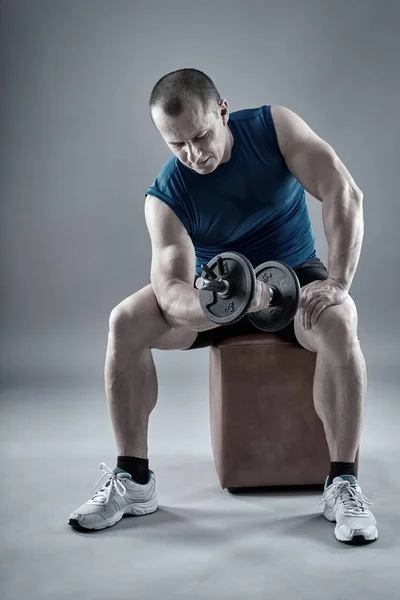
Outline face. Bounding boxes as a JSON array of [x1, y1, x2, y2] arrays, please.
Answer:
[[152, 96, 233, 174]]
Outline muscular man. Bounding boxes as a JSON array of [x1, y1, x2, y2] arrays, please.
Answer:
[[68, 68, 378, 545]]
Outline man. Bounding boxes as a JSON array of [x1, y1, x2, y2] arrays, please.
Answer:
[[68, 68, 378, 545]]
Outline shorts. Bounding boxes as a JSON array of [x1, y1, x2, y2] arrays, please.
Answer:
[[183, 257, 329, 350]]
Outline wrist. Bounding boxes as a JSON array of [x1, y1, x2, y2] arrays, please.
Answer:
[[248, 281, 272, 313], [328, 276, 348, 291]]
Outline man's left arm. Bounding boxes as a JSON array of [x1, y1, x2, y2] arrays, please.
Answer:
[[270, 104, 364, 292]]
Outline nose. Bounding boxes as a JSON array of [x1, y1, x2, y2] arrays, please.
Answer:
[[186, 144, 203, 165]]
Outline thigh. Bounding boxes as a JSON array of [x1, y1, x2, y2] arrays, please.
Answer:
[[111, 284, 198, 351], [152, 324, 198, 351], [275, 257, 329, 344]]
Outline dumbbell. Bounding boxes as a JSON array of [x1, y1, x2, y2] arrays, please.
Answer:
[[195, 251, 301, 332]]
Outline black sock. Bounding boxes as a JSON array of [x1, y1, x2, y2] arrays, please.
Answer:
[[327, 461, 356, 486], [117, 456, 149, 484]]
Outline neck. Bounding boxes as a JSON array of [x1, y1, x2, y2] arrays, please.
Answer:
[[225, 125, 234, 162]]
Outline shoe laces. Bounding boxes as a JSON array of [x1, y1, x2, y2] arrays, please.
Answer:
[[319, 479, 373, 516], [89, 463, 127, 505]]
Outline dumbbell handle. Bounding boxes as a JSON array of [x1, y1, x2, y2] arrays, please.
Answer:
[[195, 262, 231, 296], [196, 270, 276, 305], [195, 276, 230, 294]]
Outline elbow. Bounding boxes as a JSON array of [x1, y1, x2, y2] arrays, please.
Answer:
[[154, 291, 174, 327], [155, 291, 171, 317], [151, 279, 170, 313], [157, 295, 182, 330], [154, 283, 177, 324]]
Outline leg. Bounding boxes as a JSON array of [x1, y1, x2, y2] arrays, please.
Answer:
[[295, 299, 380, 546], [293, 296, 367, 463], [105, 284, 198, 458]]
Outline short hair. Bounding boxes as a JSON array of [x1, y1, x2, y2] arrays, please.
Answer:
[[149, 68, 222, 122]]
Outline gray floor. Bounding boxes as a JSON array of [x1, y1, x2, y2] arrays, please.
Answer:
[[1, 342, 399, 600]]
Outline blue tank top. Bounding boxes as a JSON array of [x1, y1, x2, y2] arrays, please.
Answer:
[[145, 105, 316, 277]]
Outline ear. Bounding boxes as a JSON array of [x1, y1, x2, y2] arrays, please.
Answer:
[[219, 99, 229, 123]]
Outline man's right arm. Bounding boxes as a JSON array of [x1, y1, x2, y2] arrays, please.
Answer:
[[144, 194, 220, 333], [161, 277, 221, 332]]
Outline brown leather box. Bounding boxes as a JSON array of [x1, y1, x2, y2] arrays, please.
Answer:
[[209, 332, 359, 490]]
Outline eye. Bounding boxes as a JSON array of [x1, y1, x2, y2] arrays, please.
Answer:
[[170, 132, 208, 148]]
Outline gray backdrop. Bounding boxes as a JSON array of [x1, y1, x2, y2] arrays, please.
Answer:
[[0, 0, 399, 383], [1, 3, 400, 600]]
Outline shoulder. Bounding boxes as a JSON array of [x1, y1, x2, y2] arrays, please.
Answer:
[[155, 155, 180, 182], [146, 156, 193, 237], [269, 105, 315, 158], [147, 154, 188, 199], [270, 104, 304, 126]]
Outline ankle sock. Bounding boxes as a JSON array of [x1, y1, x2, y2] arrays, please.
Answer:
[[117, 456, 149, 484], [327, 461, 356, 486]]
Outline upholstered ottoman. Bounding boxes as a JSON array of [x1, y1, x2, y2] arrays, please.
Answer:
[[209, 332, 359, 490]]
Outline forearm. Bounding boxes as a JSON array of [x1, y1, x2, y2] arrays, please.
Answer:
[[160, 275, 273, 331], [322, 189, 364, 291], [160, 281, 221, 332]]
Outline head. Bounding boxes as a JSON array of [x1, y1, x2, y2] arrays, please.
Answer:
[[149, 68, 233, 173]]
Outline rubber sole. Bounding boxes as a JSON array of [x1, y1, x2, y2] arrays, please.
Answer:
[[337, 534, 377, 546], [323, 505, 378, 545], [68, 497, 158, 532]]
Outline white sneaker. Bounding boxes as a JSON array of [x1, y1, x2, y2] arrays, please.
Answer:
[[68, 462, 158, 531], [320, 474, 378, 545]]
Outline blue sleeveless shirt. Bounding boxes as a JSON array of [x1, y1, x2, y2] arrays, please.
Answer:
[[145, 105, 316, 277]]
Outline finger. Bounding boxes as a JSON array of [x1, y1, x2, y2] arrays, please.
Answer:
[[303, 296, 316, 329], [299, 288, 309, 308], [299, 292, 309, 318], [311, 300, 333, 326], [304, 303, 314, 330], [310, 298, 332, 328], [309, 302, 325, 328], [305, 307, 313, 330], [300, 301, 307, 329], [305, 297, 323, 330]]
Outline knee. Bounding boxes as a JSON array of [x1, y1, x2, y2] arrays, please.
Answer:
[[107, 285, 172, 349], [318, 296, 358, 343], [108, 303, 137, 339]]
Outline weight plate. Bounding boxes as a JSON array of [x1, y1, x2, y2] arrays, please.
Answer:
[[247, 261, 301, 332], [199, 252, 255, 325]]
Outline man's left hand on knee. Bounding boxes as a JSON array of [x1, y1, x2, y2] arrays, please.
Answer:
[[298, 278, 349, 331]]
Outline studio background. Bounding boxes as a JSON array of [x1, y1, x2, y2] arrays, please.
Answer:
[[1, 2, 399, 599], [1, 0, 399, 388]]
